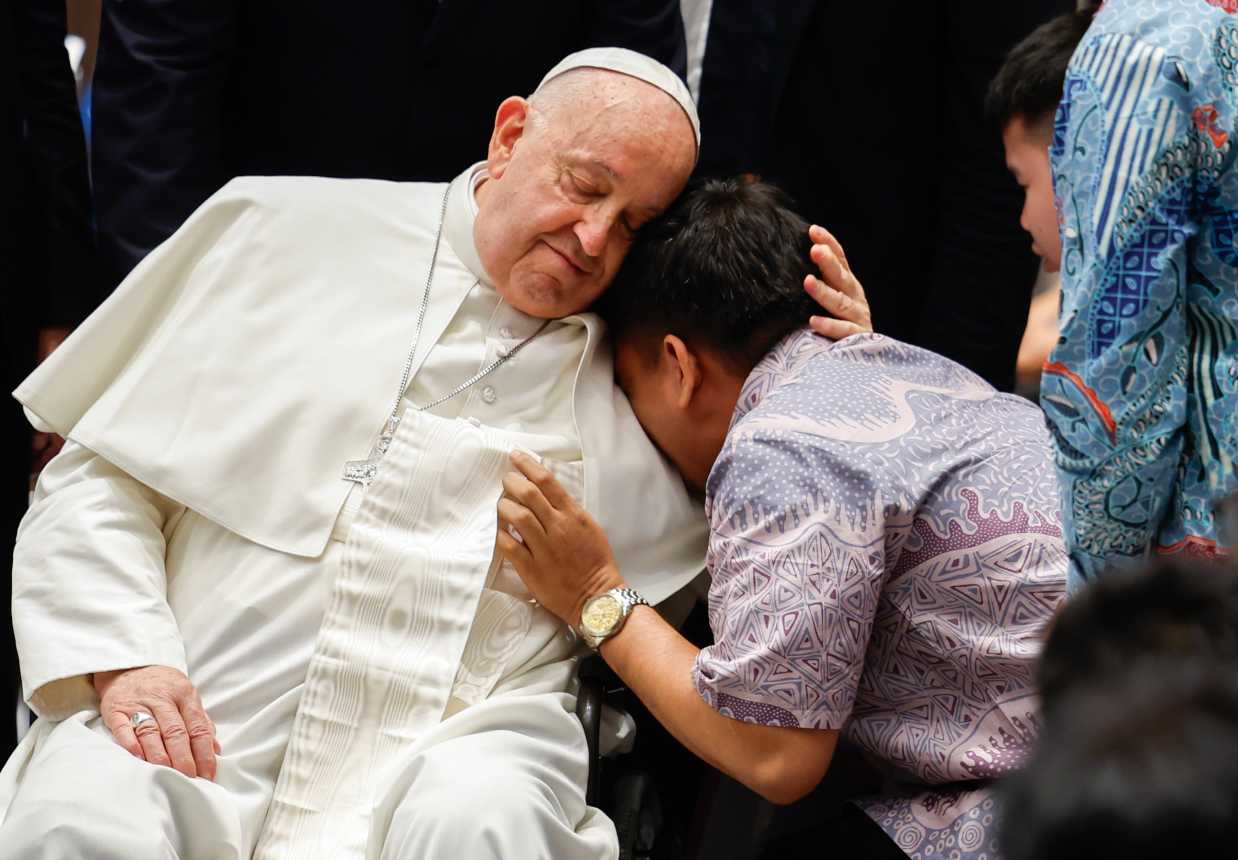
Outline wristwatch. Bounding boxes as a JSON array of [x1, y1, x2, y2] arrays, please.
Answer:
[[578, 587, 649, 649]]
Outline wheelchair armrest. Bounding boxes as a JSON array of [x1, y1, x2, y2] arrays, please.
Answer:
[[576, 655, 607, 806]]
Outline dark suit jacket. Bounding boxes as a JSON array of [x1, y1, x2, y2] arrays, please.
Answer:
[[92, 0, 687, 288], [0, 3, 99, 338], [696, 0, 1075, 392], [1, 0, 100, 756]]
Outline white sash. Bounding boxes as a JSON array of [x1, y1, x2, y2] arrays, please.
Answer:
[[254, 410, 552, 858]]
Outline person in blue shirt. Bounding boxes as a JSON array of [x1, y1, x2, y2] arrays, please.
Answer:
[[1040, 0, 1238, 589]]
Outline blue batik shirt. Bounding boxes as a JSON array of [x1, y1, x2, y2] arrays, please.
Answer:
[[1045, 0, 1238, 590]]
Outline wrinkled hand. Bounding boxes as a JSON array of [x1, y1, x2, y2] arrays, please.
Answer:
[[94, 666, 221, 780], [803, 225, 872, 339], [495, 452, 625, 628]]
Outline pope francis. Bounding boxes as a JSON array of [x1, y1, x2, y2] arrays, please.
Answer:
[[0, 50, 707, 859]]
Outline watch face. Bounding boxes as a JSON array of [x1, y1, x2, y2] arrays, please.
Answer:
[[581, 593, 623, 638]]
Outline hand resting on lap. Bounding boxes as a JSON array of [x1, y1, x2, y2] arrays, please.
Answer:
[[93, 665, 221, 780]]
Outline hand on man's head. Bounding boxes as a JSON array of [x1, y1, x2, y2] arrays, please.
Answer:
[[804, 225, 873, 340]]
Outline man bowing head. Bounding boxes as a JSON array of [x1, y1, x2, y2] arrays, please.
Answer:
[[0, 51, 702, 860]]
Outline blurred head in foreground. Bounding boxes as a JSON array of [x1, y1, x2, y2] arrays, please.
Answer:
[[1003, 559, 1238, 860]]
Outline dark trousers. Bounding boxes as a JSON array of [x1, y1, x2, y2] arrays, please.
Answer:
[[759, 803, 907, 860]]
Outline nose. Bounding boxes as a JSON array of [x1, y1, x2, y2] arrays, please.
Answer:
[[573, 207, 613, 260]]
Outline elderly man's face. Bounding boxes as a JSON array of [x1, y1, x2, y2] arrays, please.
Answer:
[[473, 75, 696, 319]]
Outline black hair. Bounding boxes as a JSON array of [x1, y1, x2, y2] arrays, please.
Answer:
[[599, 177, 818, 372], [1001, 660, 1238, 860], [1003, 556, 1238, 858], [986, 6, 1098, 131], [1036, 558, 1238, 716]]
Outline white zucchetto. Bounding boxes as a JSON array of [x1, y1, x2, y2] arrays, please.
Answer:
[[535, 47, 701, 150]]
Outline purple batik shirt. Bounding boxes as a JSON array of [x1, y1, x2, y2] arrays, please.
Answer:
[[695, 331, 1067, 859]]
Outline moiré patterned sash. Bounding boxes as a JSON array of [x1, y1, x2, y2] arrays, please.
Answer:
[[254, 409, 564, 859]]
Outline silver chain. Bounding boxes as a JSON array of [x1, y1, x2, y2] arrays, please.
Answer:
[[376, 181, 548, 436], [412, 319, 550, 412], [380, 184, 452, 432], [344, 182, 547, 486]]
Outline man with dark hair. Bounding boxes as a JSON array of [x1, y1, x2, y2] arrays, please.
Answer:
[[987, 7, 1097, 276], [987, 9, 1097, 396], [495, 179, 1068, 859], [1001, 558, 1238, 859], [1035, 557, 1238, 711], [1002, 660, 1238, 860]]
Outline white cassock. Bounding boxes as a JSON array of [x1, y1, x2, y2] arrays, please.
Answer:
[[0, 163, 707, 859]]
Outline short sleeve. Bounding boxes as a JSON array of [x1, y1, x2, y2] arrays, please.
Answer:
[[693, 431, 886, 730]]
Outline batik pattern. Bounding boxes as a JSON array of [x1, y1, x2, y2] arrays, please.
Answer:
[[1046, 0, 1238, 590], [695, 331, 1066, 859]]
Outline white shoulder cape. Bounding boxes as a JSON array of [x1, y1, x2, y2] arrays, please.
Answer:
[[14, 176, 706, 604]]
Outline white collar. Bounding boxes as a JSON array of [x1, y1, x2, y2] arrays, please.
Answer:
[[442, 162, 492, 286]]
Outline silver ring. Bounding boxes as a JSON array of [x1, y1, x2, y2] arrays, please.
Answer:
[[131, 712, 156, 730]]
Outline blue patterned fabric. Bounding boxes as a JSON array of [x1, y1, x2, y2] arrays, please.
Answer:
[[1046, 0, 1238, 590], [695, 330, 1066, 859]]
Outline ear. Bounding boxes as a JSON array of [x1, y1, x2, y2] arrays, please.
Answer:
[[487, 96, 531, 180], [661, 335, 703, 411]]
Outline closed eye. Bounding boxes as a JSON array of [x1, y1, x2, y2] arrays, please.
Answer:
[[565, 172, 600, 200]]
